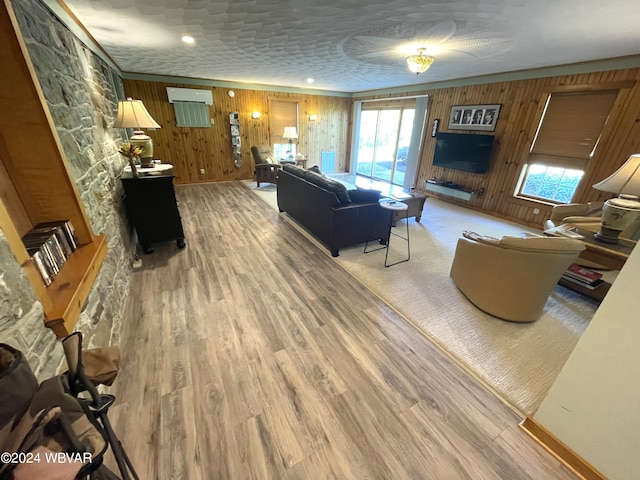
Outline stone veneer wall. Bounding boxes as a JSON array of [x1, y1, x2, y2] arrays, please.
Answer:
[[0, 0, 132, 379]]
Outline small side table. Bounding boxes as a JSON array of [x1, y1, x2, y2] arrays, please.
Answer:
[[388, 190, 427, 226], [295, 158, 308, 168], [364, 200, 411, 267]]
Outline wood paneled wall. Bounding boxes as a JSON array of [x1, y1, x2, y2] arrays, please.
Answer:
[[357, 68, 640, 228], [122, 80, 352, 184], [125, 67, 640, 229]]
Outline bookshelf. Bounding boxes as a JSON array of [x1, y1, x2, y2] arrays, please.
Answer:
[[0, 2, 107, 338]]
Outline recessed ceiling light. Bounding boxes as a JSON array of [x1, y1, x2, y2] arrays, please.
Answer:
[[181, 36, 195, 44], [306, 78, 314, 84]]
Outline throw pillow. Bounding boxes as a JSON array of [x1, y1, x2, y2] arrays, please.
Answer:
[[462, 230, 501, 246], [307, 164, 322, 174], [283, 164, 306, 176]]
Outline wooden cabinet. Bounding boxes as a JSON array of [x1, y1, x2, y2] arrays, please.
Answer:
[[121, 175, 186, 254], [0, 2, 106, 338]]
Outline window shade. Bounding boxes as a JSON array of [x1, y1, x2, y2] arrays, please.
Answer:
[[528, 154, 588, 170], [531, 90, 617, 159], [269, 100, 298, 144], [174, 101, 210, 127]]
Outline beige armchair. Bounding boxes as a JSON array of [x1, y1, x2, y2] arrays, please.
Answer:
[[250, 145, 295, 187], [543, 202, 603, 232], [544, 201, 640, 240], [450, 232, 585, 323]]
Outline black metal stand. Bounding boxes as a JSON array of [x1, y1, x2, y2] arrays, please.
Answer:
[[364, 200, 410, 267]]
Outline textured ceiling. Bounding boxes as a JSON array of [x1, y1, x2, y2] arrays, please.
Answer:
[[60, 0, 640, 93]]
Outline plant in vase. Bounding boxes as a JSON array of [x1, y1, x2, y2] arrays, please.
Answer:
[[118, 143, 144, 178]]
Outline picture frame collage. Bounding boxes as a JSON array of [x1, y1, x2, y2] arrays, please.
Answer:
[[448, 104, 501, 132]]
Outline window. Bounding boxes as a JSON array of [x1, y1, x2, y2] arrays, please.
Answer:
[[356, 106, 416, 186], [516, 90, 618, 203], [269, 100, 298, 159], [519, 165, 584, 203]]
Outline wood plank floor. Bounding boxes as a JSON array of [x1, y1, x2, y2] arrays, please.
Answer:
[[109, 181, 576, 479]]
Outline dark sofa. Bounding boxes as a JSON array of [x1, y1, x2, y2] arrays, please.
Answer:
[[277, 164, 388, 256]]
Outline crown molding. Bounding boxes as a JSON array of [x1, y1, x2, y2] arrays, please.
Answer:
[[352, 55, 640, 98], [121, 72, 352, 97]]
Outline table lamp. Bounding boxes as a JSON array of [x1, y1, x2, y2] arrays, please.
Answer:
[[113, 98, 161, 168], [282, 126, 298, 161], [592, 153, 640, 243]]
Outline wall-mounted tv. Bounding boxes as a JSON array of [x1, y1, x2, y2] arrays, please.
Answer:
[[432, 132, 495, 174]]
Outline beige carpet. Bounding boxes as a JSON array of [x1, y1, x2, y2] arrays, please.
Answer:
[[244, 180, 598, 415]]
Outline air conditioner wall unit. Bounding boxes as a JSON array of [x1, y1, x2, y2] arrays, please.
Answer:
[[166, 87, 213, 105]]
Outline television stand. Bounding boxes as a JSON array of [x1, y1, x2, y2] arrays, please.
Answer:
[[424, 181, 482, 201]]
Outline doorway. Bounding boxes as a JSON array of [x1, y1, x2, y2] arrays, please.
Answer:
[[354, 99, 422, 186]]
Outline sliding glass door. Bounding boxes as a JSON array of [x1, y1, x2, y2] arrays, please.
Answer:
[[356, 108, 415, 186]]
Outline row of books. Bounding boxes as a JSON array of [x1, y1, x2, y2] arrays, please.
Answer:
[[22, 220, 79, 286], [561, 263, 604, 290]]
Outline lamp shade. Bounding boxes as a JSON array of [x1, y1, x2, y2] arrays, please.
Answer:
[[593, 154, 640, 196], [282, 126, 298, 139], [406, 49, 435, 75], [113, 98, 161, 130]]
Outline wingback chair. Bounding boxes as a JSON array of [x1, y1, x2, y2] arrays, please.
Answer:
[[450, 231, 585, 322], [250, 145, 295, 187]]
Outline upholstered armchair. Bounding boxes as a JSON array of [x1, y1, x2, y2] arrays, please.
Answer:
[[250, 145, 295, 187], [450, 231, 585, 322], [543, 201, 640, 240], [543, 202, 604, 231]]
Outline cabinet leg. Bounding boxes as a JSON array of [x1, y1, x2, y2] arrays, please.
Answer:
[[177, 238, 186, 249]]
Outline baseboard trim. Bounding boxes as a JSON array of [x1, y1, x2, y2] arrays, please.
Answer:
[[520, 417, 606, 480]]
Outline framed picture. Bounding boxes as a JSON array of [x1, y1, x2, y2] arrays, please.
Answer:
[[448, 104, 501, 131]]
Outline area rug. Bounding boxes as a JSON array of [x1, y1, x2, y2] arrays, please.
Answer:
[[244, 180, 599, 415]]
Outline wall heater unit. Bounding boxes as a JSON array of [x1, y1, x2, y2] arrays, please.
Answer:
[[321, 151, 336, 173]]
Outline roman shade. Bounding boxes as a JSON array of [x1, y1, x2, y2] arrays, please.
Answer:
[[269, 100, 298, 145], [529, 90, 618, 168]]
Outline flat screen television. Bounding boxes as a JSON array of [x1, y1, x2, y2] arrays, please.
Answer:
[[432, 132, 495, 174]]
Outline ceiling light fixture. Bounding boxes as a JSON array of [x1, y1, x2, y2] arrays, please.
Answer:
[[306, 78, 314, 84], [406, 48, 435, 75], [181, 35, 195, 44]]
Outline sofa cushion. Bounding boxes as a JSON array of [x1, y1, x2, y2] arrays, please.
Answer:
[[281, 164, 353, 204], [282, 163, 307, 177], [350, 188, 381, 204], [287, 168, 349, 204]]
